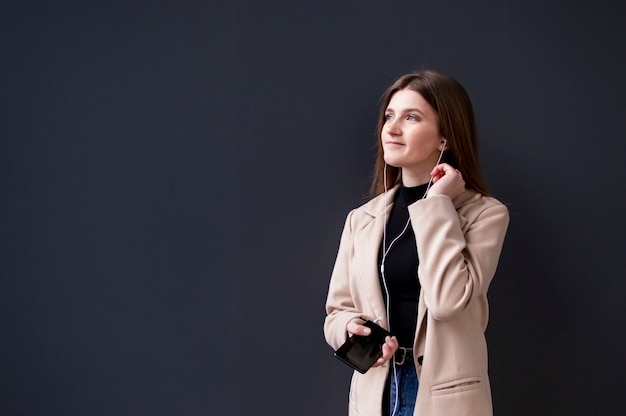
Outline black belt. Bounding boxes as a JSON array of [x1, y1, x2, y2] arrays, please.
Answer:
[[394, 347, 413, 366], [394, 347, 423, 366]]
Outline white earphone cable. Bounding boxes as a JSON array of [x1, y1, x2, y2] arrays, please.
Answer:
[[381, 144, 446, 416]]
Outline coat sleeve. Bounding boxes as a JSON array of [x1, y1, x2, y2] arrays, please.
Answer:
[[323, 210, 364, 350], [408, 194, 509, 321]]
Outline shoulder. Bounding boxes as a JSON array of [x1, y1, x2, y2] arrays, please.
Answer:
[[455, 191, 510, 225], [343, 190, 392, 231]]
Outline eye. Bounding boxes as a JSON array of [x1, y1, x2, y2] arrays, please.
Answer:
[[407, 114, 420, 121], [384, 113, 394, 121]]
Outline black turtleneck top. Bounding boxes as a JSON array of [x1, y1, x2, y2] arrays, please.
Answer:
[[378, 183, 429, 347]]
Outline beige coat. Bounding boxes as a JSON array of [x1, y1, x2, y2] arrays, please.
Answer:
[[324, 186, 509, 416]]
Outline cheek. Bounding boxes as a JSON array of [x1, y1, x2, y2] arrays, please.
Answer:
[[407, 131, 439, 149]]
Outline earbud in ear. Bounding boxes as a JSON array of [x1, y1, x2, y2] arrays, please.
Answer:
[[440, 139, 447, 151]]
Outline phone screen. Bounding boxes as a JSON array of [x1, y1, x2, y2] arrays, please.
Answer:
[[333, 320, 390, 374]]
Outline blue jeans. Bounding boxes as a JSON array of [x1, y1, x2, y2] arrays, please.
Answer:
[[389, 364, 418, 416]]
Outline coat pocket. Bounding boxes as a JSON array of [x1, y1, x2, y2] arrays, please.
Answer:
[[430, 376, 482, 396]]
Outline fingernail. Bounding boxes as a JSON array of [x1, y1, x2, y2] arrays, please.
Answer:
[[363, 327, 371, 335]]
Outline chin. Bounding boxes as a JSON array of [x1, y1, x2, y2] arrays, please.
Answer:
[[383, 156, 402, 168]]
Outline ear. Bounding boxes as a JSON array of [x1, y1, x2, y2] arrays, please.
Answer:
[[439, 138, 448, 151]]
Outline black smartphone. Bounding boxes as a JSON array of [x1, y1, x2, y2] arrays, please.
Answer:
[[333, 319, 391, 374]]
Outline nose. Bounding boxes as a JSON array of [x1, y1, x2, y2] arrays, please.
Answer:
[[385, 118, 401, 136]]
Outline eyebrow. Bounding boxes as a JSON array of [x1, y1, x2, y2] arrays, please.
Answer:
[[385, 107, 426, 116]]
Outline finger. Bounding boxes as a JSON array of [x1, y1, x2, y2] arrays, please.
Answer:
[[373, 357, 385, 367], [430, 168, 445, 183], [381, 341, 392, 360], [375, 346, 392, 366], [439, 164, 464, 181], [381, 337, 398, 360], [440, 163, 458, 175], [386, 336, 399, 356], [346, 319, 371, 337], [430, 164, 444, 177], [372, 336, 398, 367]]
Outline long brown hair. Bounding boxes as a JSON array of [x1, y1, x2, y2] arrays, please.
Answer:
[[369, 70, 491, 198]]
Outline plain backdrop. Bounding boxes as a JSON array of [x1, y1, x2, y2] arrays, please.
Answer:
[[1, 1, 625, 415]]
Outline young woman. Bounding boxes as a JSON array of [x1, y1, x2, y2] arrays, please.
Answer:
[[324, 70, 509, 416]]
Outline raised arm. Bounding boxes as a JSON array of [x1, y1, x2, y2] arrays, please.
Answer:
[[409, 194, 509, 321]]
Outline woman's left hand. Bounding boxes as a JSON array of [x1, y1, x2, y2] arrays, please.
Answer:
[[427, 163, 466, 200], [372, 335, 399, 367]]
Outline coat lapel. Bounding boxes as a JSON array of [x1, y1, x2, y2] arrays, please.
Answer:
[[352, 187, 398, 328]]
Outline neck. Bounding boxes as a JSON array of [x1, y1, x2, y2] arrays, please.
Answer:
[[400, 169, 433, 187]]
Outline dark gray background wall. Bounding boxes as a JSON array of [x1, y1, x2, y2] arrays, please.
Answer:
[[2, 1, 625, 415]]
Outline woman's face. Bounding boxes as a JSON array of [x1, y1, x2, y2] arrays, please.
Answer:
[[381, 88, 444, 184]]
